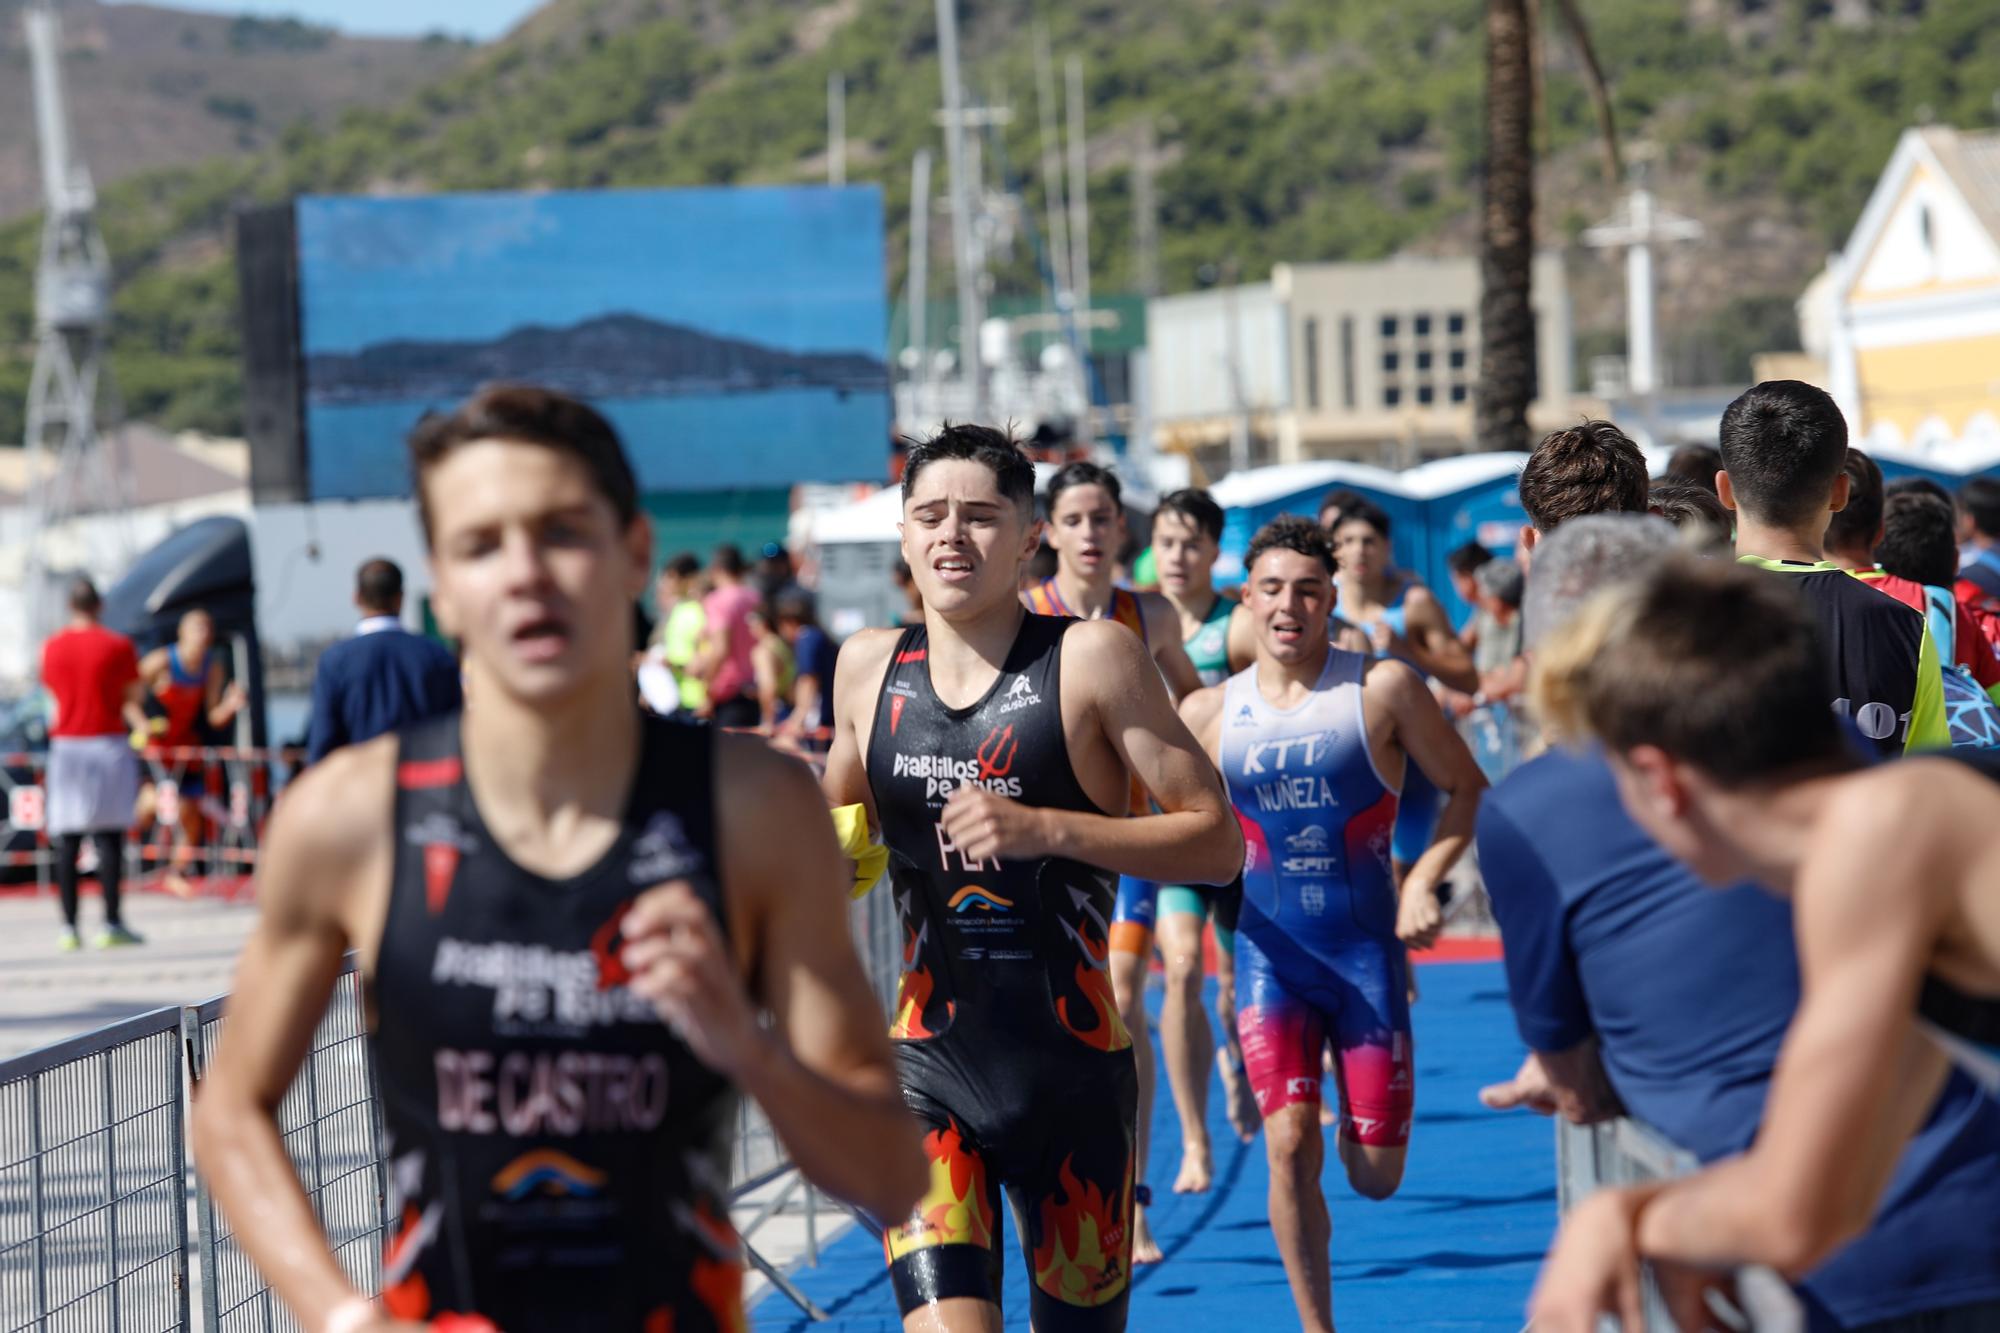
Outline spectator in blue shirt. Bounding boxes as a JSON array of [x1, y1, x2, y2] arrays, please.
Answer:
[[772, 588, 837, 738], [1480, 515, 2000, 1332], [306, 559, 462, 764]]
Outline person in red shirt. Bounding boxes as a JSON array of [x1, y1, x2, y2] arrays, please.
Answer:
[[39, 577, 149, 950], [135, 608, 246, 896], [1824, 450, 2000, 702]]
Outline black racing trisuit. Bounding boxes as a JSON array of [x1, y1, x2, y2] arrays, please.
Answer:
[[865, 615, 1137, 1330], [370, 713, 743, 1331]]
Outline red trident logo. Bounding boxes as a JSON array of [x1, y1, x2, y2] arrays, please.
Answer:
[[975, 725, 1017, 783]]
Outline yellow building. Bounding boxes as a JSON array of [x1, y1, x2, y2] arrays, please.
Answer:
[[1827, 126, 2000, 460]]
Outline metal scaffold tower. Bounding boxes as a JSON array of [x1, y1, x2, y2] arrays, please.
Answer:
[[23, 0, 128, 636]]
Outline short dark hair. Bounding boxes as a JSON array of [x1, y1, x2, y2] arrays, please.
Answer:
[[1824, 447, 1884, 556], [1155, 488, 1224, 543], [1327, 495, 1391, 539], [408, 384, 638, 544], [67, 577, 100, 614], [1648, 480, 1731, 537], [901, 422, 1037, 514], [1534, 554, 1848, 786], [1317, 488, 1363, 526], [1046, 460, 1123, 513], [1717, 380, 1849, 528], [1961, 478, 2000, 539], [355, 558, 403, 612], [1246, 515, 1336, 577], [1885, 475, 1952, 507], [1446, 541, 1493, 577], [1518, 419, 1650, 533], [1877, 492, 1960, 589], [1661, 443, 1722, 495], [664, 552, 700, 579], [712, 544, 745, 576], [772, 588, 818, 625]]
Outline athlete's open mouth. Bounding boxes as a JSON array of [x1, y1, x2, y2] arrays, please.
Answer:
[[510, 615, 572, 662], [1270, 620, 1304, 644], [933, 556, 975, 583]]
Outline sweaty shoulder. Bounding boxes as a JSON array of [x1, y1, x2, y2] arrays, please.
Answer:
[[834, 628, 901, 696], [1062, 615, 1151, 681], [1361, 653, 1427, 701], [262, 733, 397, 937]]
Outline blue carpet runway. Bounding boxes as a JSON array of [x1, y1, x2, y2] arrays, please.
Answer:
[[759, 960, 1554, 1331]]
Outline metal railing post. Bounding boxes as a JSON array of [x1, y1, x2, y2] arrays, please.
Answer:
[[103, 1047, 122, 1333], [29, 1071, 49, 1323]]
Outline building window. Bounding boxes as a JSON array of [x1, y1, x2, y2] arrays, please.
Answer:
[[1340, 316, 1355, 410], [1449, 347, 1467, 371], [1382, 350, 1400, 374], [1447, 311, 1466, 336], [1384, 385, 1402, 408], [1414, 312, 1432, 338], [1450, 382, 1468, 404], [1416, 349, 1433, 371], [1304, 318, 1321, 410], [1417, 383, 1435, 406], [1380, 315, 1398, 340]]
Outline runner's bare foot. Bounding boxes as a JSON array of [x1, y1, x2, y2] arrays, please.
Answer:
[[1173, 1136, 1213, 1194], [1218, 1048, 1259, 1143], [1132, 1207, 1164, 1265]]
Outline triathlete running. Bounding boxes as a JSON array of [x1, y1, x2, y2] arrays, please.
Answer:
[[191, 386, 924, 1333], [825, 425, 1240, 1332], [1022, 459, 1204, 1265], [1147, 488, 1260, 1172], [1180, 517, 1485, 1333]]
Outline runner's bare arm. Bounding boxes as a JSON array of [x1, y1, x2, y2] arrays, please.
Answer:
[[1177, 684, 1226, 768], [706, 737, 924, 1218], [819, 630, 896, 818], [1378, 659, 1486, 947], [944, 620, 1240, 884], [1629, 783, 1952, 1274], [205, 656, 247, 730], [121, 676, 149, 736], [1143, 592, 1203, 701], [1401, 588, 1479, 692], [189, 740, 407, 1333]]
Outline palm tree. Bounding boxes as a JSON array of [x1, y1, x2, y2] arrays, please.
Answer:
[[1476, 0, 1620, 454]]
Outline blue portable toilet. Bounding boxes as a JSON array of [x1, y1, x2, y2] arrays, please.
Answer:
[[1398, 454, 1531, 625], [1210, 461, 1422, 587], [1208, 455, 1529, 628]]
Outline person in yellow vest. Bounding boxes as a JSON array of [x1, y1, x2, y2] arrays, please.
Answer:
[[653, 552, 708, 713]]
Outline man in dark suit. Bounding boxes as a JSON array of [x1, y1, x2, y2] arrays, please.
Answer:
[[306, 559, 461, 763]]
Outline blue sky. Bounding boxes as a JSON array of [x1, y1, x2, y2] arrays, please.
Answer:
[[108, 0, 545, 40], [296, 187, 888, 357]]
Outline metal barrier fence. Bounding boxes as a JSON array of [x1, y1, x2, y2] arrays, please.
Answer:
[[0, 1007, 190, 1333], [0, 746, 297, 898], [1556, 1118, 1802, 1332]]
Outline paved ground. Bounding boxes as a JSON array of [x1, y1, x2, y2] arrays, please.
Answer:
[[0, 886, 258, 1060]]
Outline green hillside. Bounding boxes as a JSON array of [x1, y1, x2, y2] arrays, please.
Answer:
[[3, 0, 1998, 445]]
